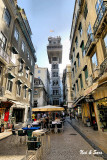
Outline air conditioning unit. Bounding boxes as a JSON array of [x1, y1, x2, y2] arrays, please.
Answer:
[[86, 76, 93, 87]]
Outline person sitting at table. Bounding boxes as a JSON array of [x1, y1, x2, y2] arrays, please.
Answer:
[[34, 118, 37, 121], [55, 116, 60, 122]]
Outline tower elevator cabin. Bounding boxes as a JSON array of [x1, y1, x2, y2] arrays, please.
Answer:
[[47, 36, 62, 105]]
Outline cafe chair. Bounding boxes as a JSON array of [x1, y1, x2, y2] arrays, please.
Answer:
[[18, 129, 26, 144], [50, 124, 55, 133], [26, 139, 41, 160], [57, 122, 63, 133]]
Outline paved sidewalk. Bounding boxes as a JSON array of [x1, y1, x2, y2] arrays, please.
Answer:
[[67, 117, 107, 155], [0, 123, 24, 141], [0, 130, 12, 141]]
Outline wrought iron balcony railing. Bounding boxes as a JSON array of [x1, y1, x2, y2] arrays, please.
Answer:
[[0, 46, 10, 64], [93, 1, 107, 36], [85, 33, 96, 56]]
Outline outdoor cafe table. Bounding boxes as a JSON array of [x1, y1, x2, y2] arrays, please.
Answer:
[[32, 129, 50, 156], [32, 122, 40, 127], [22, 127, 40, 130]]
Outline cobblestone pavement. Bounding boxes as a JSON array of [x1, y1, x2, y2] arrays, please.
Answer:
[[0, 120, 104, 160], [43, 121, 104, 160], [0, 134, 27, 160]]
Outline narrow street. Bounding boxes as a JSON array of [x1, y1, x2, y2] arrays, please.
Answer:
[[0, 119, 104, 160]]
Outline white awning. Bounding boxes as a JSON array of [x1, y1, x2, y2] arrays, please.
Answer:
[[10, 100, 29, 109]]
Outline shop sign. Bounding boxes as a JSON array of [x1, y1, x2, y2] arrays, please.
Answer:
[[84, 82, 98, 96]]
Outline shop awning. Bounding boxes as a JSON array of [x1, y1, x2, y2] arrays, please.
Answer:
[[32, 105, 64, 112], [10, 100, 29, 109], [73, 96, 85, 108]]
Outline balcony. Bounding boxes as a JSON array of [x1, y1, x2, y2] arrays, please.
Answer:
[[47, 45, 62, 50], [93, 1, 107, 37], [0, 46, 10, 64], [85, 33, 96, 56], [100, 57, 107, 75]]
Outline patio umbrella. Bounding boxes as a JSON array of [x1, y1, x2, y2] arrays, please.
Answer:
[[32, 105, 64, 112]]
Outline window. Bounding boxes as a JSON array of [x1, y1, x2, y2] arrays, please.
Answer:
[[73, 47, 75, 57], [95, 0, 103, 19], [52, 64, 58, 69], [53, 80, 58, 86], [84, 67, 88, 80], [0, 32, 7, 50], [28, 92, 31, 100], [26, 69, 29, 78], [91, 52, 98, 71], [52, 72, 58, 77], [75, 37, 78, 48], [21, 41, 25, 52], [72, 68, 74, 77], [80, 41, 85, 57], [27, 51, 29, 60], [77, 53, 80, 67], [30, 75, 32, 83], [31, 59, 33, 66], [78, 22, 83, 37], [24, 88, 27, 98], [38, 70, 41, 73], [74, 62, 77, 73], [87, 23, 93, 41], [14, 28, 19, 41], [80, 74, 83, 89], [84, 3, 88, 19], [53, 90, 59, 95], [17, 84, 21, 96], [52, 57, 57, 61], [76, 81, 79, 91], [11, 52, 16, 64], [34, 90, 38, 95], [7, 79, 13, 92], [19, 62, 23, 72], [103, 34, 107, 57], [73, 85, 76, 96], [72, 55, 73, 63], [4, 8, 11, 26]]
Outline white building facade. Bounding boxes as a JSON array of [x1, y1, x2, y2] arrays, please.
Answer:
[[47, 37, 62, 105], [34, 65, 50, 104]]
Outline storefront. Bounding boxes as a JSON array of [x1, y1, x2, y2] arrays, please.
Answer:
[[0, 100, 13, 132], [10, 101, 29, 124], [95, 98, 107, 131]]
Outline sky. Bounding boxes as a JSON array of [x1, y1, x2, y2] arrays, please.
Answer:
[[17, 0, 75, 73]]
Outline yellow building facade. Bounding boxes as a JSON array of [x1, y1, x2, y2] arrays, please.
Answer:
[[69, 0, 107, 131]]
